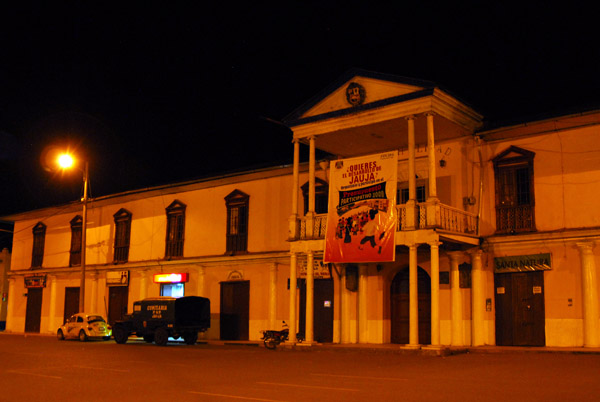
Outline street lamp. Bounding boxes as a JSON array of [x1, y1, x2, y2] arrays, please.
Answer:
[[57, 153, 89, 313]]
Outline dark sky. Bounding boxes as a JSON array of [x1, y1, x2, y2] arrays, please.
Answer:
[[1, 2, 598, 227]]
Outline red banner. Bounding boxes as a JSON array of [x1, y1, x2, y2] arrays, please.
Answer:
[[324, 151, 397, 263]]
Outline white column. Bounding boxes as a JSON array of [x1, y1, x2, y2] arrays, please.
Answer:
[[48, 275, 57, 333], [426, 113, 437, 200], [407, 116, 416, 201], [269, 263, 278, 330], [196, 266, 205, 297], [577, 242, 600, 347], [470, 249, 485, 346], [6, 278, 16, 332], [288, 253, 298, 343], [358, 264, 368, 343], [405, 116, 418, 229], [341, 266, 351, 343], [289, 139, 300, 240], [429, 241, 440, 346], [90, 273, 98, 314], [308, 136, 316, 215], [305, 136, 316, 239], [409, 244, 419, 346], [333, 264, 342, 343], [140, 270, 148, 300], [448, 251, 464, 346], [196, 266, 206, 339], [305, 253, 314, 343]]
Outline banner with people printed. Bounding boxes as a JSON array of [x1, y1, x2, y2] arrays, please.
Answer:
[[324, 151, 398, 263]]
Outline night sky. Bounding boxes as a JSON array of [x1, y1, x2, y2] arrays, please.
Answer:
[[1, 2, 598, 237]]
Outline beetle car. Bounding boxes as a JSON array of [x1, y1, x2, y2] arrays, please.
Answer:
[[57, 313, 112, 341]]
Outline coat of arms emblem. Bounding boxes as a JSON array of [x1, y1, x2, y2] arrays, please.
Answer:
[[345, 82, 366, 106]]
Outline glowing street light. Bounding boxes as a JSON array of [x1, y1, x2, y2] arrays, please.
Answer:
[[57, 153, 75, 169], [57, 153, 89, 313]]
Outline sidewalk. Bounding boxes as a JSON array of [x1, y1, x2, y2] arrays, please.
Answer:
[[4, 331, 600, 356], [206, 339, 600, 356]]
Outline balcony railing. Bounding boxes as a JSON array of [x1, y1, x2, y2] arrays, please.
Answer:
[[299, 214, 328, 239], [294, 202, 478, 240]]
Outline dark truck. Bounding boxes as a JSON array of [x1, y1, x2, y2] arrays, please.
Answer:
[[113, 296, 210, 346]]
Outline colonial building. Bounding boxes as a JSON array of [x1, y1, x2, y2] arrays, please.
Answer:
[[3, 69, 600, 348]]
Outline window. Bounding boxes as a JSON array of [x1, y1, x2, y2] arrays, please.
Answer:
[[165, 200, 186, 259], [397, 185, 427, 204], [493, 146, 536, 234], [31, 222, 46, 268], [225, 190, 249, 254], [69, 216, 82, 267], [113, 209, 132, 263], [301, 178, 329, 215]]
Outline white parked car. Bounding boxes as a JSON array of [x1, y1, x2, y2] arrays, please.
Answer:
[[57, 313, 112, 341]]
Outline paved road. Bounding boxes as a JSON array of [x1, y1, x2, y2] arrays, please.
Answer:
[[1, 334, 599, 401]]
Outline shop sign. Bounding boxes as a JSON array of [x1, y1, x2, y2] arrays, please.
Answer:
[[494, 253, 551, 273], [298, 258, 331, 279], [25, 275, 46, 288], [107, 271, 129, 286], [153, 273, 189, 283]]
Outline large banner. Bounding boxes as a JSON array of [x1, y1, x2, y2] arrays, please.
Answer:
[[324, 151, 398, 263]]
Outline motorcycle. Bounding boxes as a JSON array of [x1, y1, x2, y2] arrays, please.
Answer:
[[261, 321, 304, 349]]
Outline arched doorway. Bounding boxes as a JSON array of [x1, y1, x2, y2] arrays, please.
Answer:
[[390, 267, 431, 344]]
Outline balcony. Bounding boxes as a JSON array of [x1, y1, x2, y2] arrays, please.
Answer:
[[293, 203, 478, 241]]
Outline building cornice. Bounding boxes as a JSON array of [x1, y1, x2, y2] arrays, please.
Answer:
[[7, 250, 291, 278], [483, 227, 600, 253]]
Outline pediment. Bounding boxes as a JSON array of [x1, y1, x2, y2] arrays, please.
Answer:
[[284, 69, 436, 124], [492, 146, 535, 165]]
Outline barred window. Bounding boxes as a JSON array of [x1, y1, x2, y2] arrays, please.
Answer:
[[69, 216, 82, 267], [31, 222, 46, 268], [165, 200, 186, 259], [225, 190, 249, 254], [113, 209, 132, 263]]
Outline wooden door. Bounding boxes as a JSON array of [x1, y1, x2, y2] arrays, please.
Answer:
[[220, 281, 250, 340], [25, 288, 43, 333], [299, 279, 335, 343], [63, 287, 79, 324], [495, 271, 545, 346], [313, 279, 334, 343], [391, 268, 431, 344], [108, 286, 129, 325]]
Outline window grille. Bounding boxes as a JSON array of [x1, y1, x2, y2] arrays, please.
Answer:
[[69, 216, 82, 267], [31, 222, 46, 268], [113, 209, 132, 263], [225, 190, 249, 254], [165, 201, 186, 259]]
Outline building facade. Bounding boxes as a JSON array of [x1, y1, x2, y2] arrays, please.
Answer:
[[3, 69, 600, 347]]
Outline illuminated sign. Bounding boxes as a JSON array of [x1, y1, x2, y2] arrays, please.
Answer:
[[153, 273, 189, 283], [25, 275, 47, 288]]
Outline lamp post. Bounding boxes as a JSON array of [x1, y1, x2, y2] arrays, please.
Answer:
[[58, 154, 89, 313]]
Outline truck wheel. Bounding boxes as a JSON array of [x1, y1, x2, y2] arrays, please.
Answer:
[[113, 327, 128, 344], [154, 328, 169, 346], [183, 331, 198, 345]]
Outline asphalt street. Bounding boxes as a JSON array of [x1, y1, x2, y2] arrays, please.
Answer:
[[1, 334, 599, 402]]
